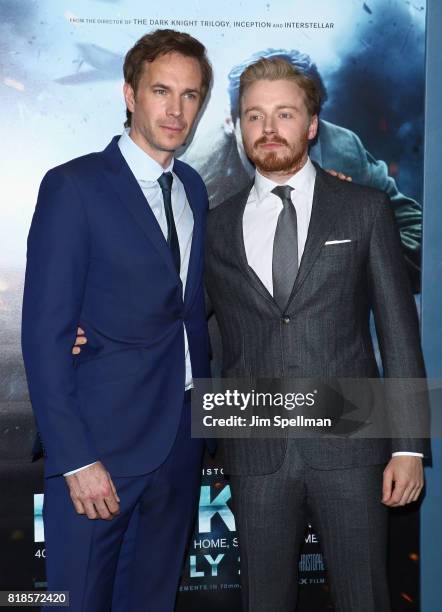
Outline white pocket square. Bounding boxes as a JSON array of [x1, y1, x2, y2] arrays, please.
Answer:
[[324, 239, 352, 245]]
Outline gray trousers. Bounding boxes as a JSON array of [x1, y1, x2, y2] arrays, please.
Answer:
[[229, 441, 390, 612]]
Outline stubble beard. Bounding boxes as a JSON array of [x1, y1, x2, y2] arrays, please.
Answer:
[[140, 121, 188, 154]]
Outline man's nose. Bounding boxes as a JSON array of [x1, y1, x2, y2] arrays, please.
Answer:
[[167, 95, 183, 118], [263, 118, 276, 134]]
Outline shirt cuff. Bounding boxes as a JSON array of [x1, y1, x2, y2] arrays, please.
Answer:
[[391, 452, 424, 458], [63, 461, 98, 477]]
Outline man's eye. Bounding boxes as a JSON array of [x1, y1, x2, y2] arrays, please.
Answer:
[[184, 92, 197, 100], [248, 114, 261, 121], [279, 112, 292, 119], [154, 89, 167, 95]]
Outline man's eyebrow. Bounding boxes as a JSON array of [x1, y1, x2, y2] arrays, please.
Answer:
[[243, 105, 262, 114], [243, 104, 299, 113], [150, 82, 201, 95], [151, 82, 170, 89], [274, 104, 300, 111]]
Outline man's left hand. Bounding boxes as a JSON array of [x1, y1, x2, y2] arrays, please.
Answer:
[[325, 169, 352, 182], [382, 456, 424, 507]]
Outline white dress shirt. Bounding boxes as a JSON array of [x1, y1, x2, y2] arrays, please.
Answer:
[[243, 157, 316, 294], [64, 131, 194, 477], [118, 129, 194, 388], [242, 157, 421, 459]]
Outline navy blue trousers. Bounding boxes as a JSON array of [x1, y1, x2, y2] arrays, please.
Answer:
[[42, 398, 203, 611]]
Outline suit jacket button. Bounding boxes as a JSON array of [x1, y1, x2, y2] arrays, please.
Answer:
[[282, 316, 290, 324]]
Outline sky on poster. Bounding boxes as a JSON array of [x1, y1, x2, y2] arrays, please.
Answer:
[[1, 0, 426, 265]]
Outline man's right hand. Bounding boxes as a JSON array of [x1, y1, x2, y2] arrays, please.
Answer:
[[65, 461, 120, 520], [72, 327, 87, 355]]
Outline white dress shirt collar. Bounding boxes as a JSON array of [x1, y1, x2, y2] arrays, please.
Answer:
[[253, 157, 316, 203], [118, 128, 174, 182]]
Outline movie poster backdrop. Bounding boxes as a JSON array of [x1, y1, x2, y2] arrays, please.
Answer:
[[0, 1, 426, 610]]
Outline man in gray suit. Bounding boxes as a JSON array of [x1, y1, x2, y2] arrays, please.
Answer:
[[205, 57, 429, 611]]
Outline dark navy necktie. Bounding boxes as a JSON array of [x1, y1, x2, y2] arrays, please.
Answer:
[[157, 172, 181, 273], [271, 185, 298, 310]]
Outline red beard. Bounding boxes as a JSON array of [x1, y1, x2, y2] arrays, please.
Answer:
[[245, 133, 309, 173]]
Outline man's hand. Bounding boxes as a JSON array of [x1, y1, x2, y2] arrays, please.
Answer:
[[325, 169, 352, 182], [72, 327, 87, 355], [65, 461, 120, 520], [382, 456, 424, 507]]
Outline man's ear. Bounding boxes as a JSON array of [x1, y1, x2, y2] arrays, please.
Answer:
[[123, 82, 135, 114], [308, 114, 319, 141]]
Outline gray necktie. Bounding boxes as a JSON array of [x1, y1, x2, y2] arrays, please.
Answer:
[[271, 185, 298, 310]]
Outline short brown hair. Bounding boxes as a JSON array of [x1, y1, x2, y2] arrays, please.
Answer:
[[239, 57, 321, 117], [123, 29, 212, 127]]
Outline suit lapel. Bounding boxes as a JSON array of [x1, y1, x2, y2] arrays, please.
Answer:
[[229, 183, 276, 306], [102, 137, 178, 279], [226, 166, 343, 310], [287, 166, 340, 304], [173, 161, 203, 308]]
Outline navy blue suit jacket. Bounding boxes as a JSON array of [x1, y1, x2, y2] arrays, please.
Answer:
[[22, 136, 211, 478]]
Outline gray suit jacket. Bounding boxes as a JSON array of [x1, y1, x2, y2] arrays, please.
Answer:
[[205, 166, 429, 475]]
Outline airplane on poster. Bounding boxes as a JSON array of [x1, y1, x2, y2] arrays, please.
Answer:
[[55, 43, 123, 84]]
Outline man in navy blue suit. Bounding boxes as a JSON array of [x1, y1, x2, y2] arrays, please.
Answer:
[[22, 29, 212, 611]]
